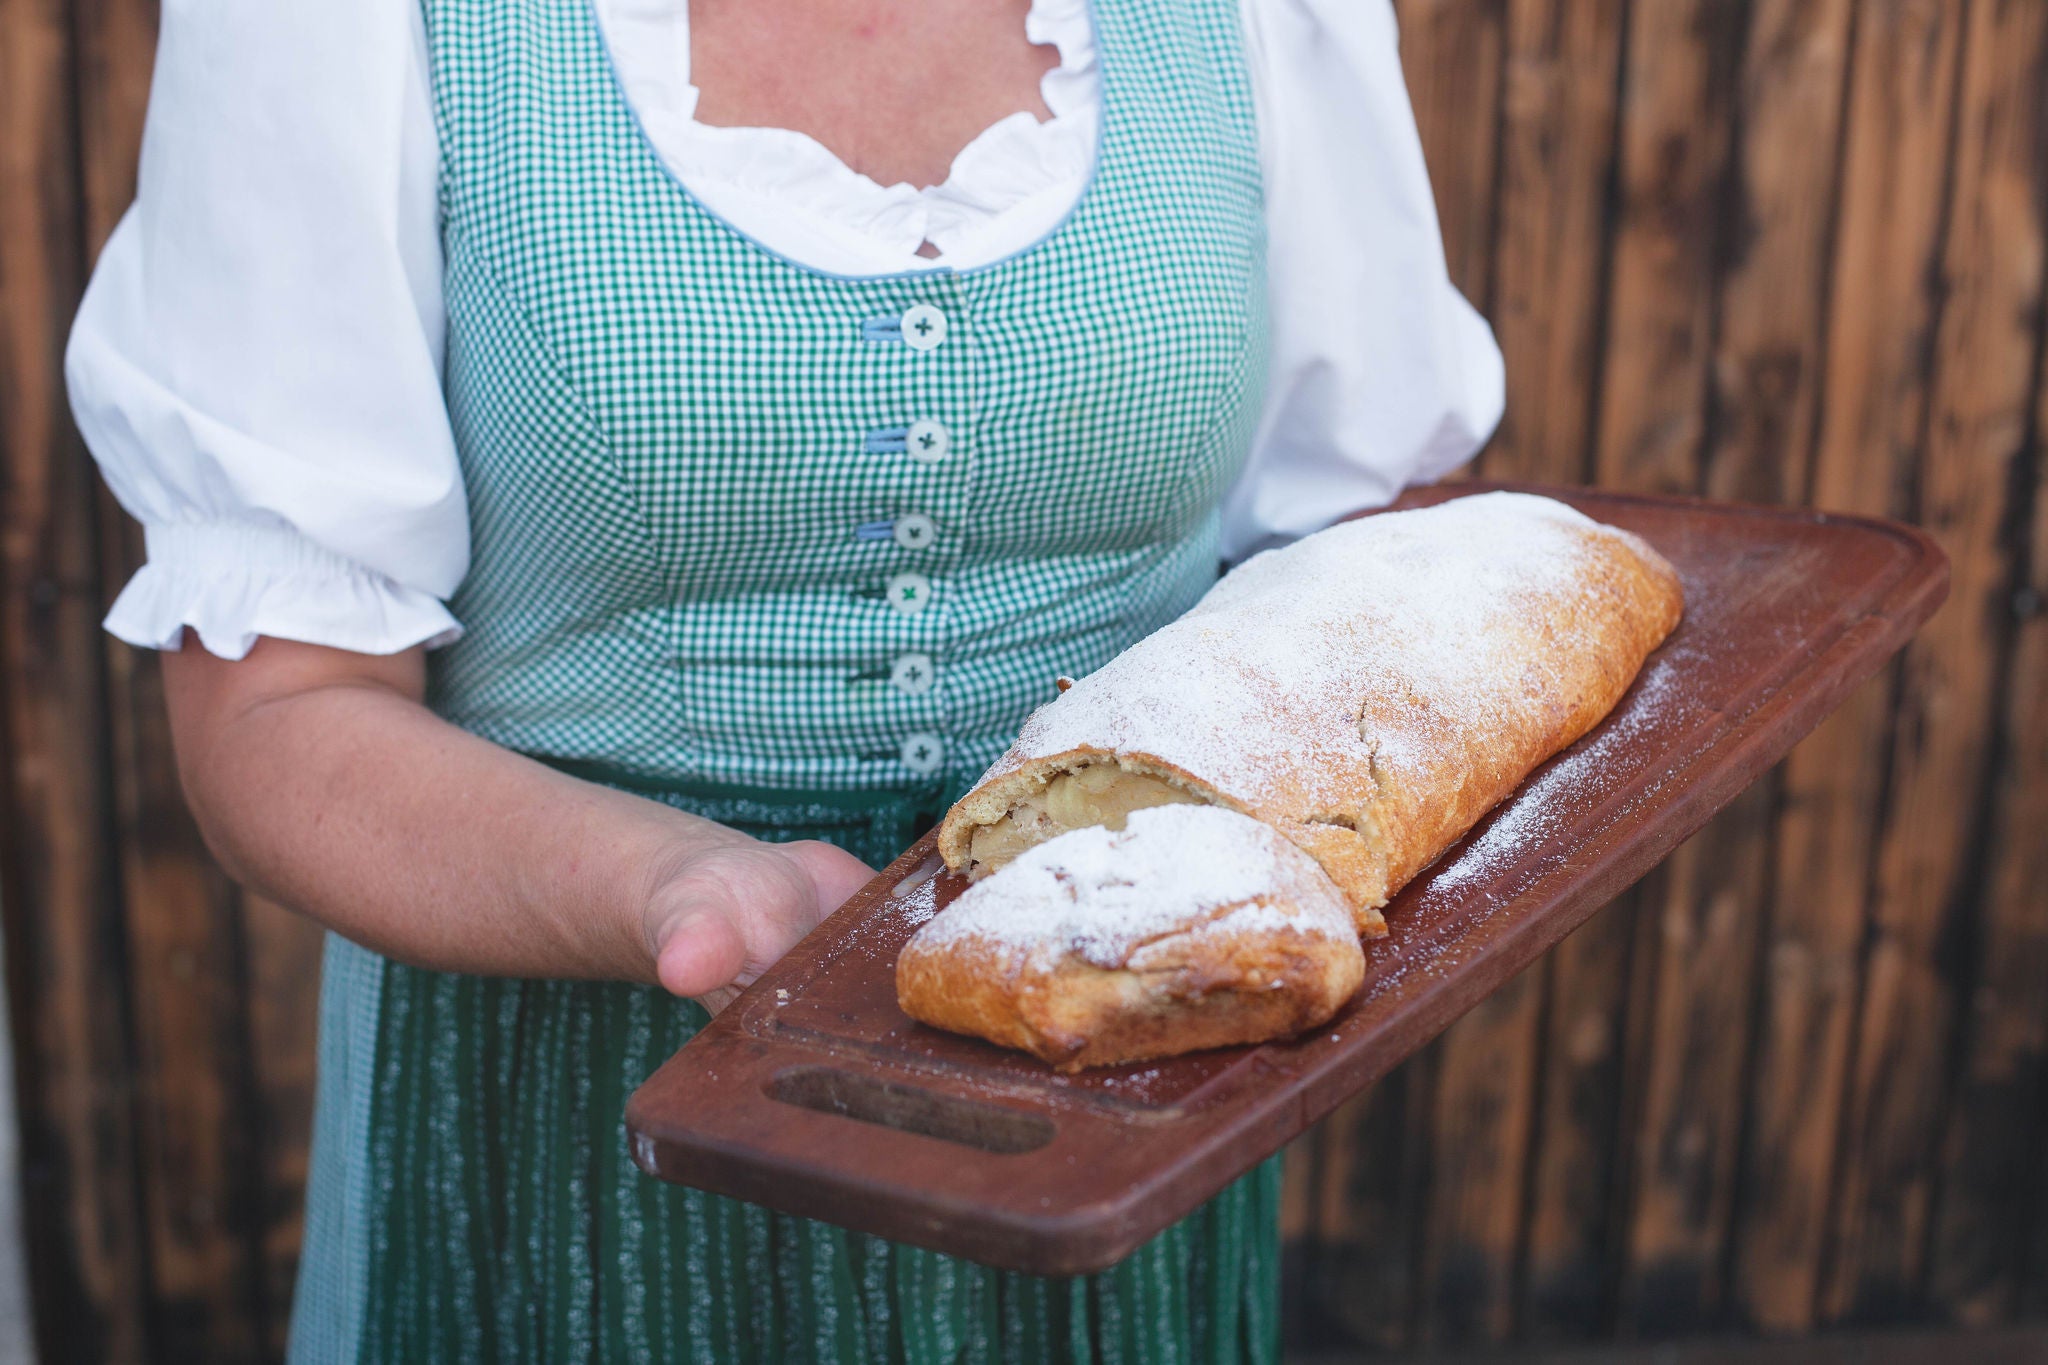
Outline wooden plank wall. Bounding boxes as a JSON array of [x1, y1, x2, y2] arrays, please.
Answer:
[[0, 0, 2043, 1360], [0, 0, 326, 1359], [1288, 0, 2048, 1353]]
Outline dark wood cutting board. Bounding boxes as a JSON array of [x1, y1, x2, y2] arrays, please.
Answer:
[[625, 484, 1949, 1276]]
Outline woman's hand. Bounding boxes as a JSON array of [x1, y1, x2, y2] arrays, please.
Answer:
[[642, 836, 876, 1014]]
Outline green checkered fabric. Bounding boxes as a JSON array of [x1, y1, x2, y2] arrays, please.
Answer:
[[286, 0, 1278, 1359], [422, 0, 1268, 797]]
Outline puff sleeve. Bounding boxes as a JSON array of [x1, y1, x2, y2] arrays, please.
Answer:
[[65, 0, 465, 660]]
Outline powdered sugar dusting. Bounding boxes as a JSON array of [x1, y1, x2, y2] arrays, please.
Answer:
[[1419, 651, 1690, 899], [978, 493, 1667, 815], [909, 805, 1354, 968]]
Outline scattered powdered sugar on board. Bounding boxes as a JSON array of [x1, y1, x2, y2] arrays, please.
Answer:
[[1091, 1066, 1166, 1094], [1418, 652, 1689, 898], [829, 874, 942, 969], [974, 492, 1669, 810], [909, 805, 1354, 968], [895, 874, 941, 929]]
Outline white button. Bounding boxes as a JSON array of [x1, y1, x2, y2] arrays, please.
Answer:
[[890, 653, 936, 695], [901, 304, 947, 352], [886, 571, 933, 615], [900, 732, 946, 775], [906, 419, 951, 464], [892, 513, 936, 550]]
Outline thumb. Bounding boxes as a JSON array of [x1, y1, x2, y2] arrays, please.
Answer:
[[791, 840, 881, 916], [653, 907, 749, 1000]]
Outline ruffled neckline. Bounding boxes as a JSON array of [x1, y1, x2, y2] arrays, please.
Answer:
[[595, 0, 1099, 275]]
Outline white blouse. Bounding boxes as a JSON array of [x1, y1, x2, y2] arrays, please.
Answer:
[[67, 0, 1503, 661]]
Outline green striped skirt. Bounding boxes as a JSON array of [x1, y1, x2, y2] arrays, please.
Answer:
[[287, 786, 1282, 1363]]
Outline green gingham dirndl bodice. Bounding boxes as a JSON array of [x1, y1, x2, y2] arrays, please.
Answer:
[[288, 0, 1278, 1358]]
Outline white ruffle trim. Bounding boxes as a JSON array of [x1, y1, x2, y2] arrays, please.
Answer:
[[104, 520, 463, 661], [596, 0, 1097, 274]]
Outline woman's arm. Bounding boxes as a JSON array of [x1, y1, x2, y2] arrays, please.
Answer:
[[78, 3, 876, 1010], [164, 634, 876, 1011]]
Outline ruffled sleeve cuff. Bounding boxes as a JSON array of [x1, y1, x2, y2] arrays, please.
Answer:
[[104, 520, 463, 661]]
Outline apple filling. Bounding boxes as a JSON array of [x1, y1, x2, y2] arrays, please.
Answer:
[[965, 763, 1209, 877]]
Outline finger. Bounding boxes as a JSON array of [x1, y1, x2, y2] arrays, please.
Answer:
[[654, 908, 749, 1000]]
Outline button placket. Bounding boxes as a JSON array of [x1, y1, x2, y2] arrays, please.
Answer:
[[862, 285, 967, 780]]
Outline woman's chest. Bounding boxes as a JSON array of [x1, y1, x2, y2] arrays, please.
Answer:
[[445, 256, 1267, 586], [428, 0, 1269, 576]]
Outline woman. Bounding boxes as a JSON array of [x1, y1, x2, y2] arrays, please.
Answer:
[[68, 0, 1500, 1357]]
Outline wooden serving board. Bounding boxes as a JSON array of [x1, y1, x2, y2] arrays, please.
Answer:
[[625, 484, 1948, 1276]]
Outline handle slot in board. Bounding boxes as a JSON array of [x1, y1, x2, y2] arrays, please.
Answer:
[[766, 1066, 1056, 1154]]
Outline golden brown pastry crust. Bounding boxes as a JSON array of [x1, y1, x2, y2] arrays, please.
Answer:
[[898, 807, 1365, 1071], [896, 924, 1364, 1072], [937, 493, 1684, 932]]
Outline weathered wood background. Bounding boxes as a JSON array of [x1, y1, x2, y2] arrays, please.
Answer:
[[2, 0, 2044, 1359]]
